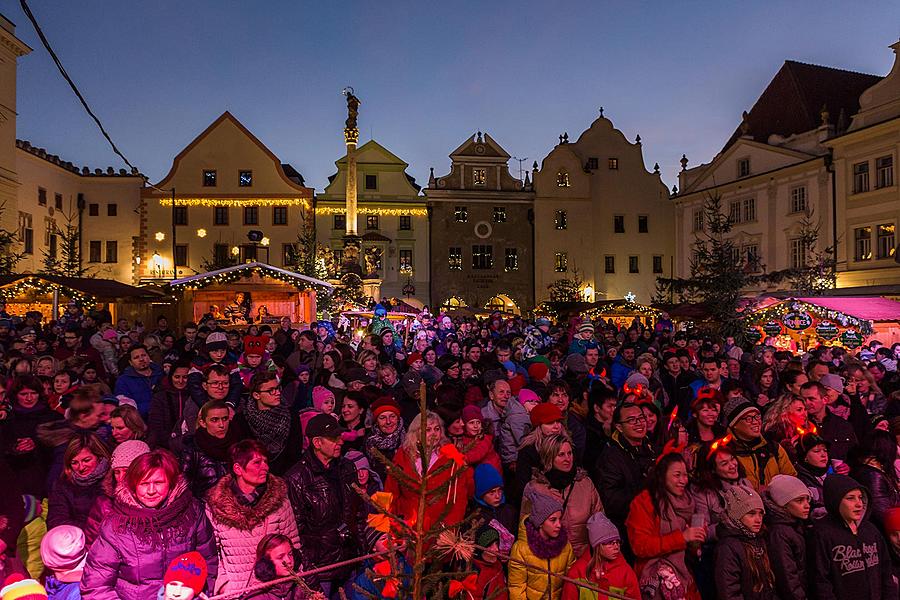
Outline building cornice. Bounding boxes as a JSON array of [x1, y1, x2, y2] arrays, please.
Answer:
[[673, 155, 825, 204], [17, 140, 143, 179], [0, 27, 32, 57]]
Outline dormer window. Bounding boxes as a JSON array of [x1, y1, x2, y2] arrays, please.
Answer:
[[737, 158, 751, 178], [203, 170, 217, 187], [557, 171, 570, 187], [473, 168, 486, 186]]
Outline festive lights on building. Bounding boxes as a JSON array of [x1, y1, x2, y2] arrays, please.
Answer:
[[744, 299, 874, 336], [155, 232, 165, 241], [196, 229, 207, 238], [157, 197, 311, 208], [260, 237, 270, 247], [167, 263, 332, 294], [0, 277, 95, 307], [315, 206, 428, 217]]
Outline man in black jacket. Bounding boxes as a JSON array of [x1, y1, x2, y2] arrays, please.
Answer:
[[285, 414, 362, 597], [802, 381, 856, 469]]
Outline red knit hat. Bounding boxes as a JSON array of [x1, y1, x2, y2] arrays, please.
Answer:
[[884, 507, 900, 534], [530, 403, 563, 427], [371, 396, 401, 418], [406, 352, 423, 366], [461, 404, 483, 423], [163, 551, 207, 596], [527, 362, 549, 381], [243, 335, 267, 356]]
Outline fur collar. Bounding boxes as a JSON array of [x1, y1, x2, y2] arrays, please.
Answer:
[[207, 474, 288, 530], [525, 518, 569, 559]]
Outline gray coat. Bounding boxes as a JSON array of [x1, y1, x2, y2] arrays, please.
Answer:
[[482, 397, 530, 465]]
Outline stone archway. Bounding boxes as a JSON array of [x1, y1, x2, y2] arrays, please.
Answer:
[[484, 294, 520, 315]]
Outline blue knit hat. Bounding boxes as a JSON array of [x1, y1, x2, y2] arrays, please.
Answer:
[[474, 464, 505, 506]]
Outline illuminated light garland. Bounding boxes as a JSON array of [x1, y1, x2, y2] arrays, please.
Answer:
[[315, 206, 427, 217], [157, 197, 311, 208], [168, 264, 333, 295], [0, 276, 95, 307], [744, 299, 873, 336]]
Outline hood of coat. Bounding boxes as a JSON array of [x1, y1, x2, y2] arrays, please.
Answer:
[[716, 517, 765, 543], [823, 474, 869, 519], [207, 474, 289, 530]]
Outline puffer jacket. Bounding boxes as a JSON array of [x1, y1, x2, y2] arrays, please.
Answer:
[[206, 475, 300, 593], [728, 434, 796, 490], [180, 433, 233, 499], [80, 476, 218, 600], [561, 548, 639, 600], [850, 462, 900, 532], [46, 473, 105, 531], [508, 519, 574, 600], [113, 363, 164, 418], [284, 448, 363, 581], [593, 433, 655, 529], [523, 468, 603, 558], [44, 577, 81, 600], [714, 519, 776, 600], [83, 474, 115, 546], [146, 379, 195, 450], [0, 402, 62, 498], [764, 494, 808, 600]]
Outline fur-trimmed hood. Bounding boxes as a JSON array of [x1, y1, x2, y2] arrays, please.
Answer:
[[207, 474, 289, 531]]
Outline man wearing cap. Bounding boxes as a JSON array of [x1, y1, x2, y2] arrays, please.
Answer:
[[481, 379, 530, 475], [801, 381, 857, 465], [187, 332, 241, 411], [723, 396, 796, 490], [285, 413, 361, 597]]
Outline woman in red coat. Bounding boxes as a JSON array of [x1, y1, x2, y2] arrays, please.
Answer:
[[383, 410, 473, 533]]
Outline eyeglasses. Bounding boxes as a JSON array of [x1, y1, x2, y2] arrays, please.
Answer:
[[619, 415, 647, 426], [206, 381, 229, 388], [740, 413, 762, 424], [259, 387, 281, 395]]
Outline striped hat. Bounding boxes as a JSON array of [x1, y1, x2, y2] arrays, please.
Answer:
[[0, 575, 47, 600]]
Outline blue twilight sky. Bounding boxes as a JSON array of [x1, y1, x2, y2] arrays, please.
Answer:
[[8, 1, 900, 191]]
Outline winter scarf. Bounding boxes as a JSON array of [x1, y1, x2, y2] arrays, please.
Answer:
[[640, 491, 694, 599], [545, 467, 577, 493], [111, 476, 194, 549], [524, 518, 570, 560], [366, 422, 406, 453], [71, 457, 110, 488], [243, 400, 291, 460], [230, 476, 266, 507], [195, 424, 241, 461]]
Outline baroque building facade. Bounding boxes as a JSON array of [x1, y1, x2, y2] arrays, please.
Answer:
[[532, 114, 673, 304], [425, 132, 534, 314], [315, 140, 429, 305]]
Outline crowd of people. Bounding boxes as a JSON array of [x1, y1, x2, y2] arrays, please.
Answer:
[[0, 298, 899, 599]]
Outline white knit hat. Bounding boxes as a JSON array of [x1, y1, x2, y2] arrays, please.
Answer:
[[111, 439, 150, 470], [767, 474, 811, 507]]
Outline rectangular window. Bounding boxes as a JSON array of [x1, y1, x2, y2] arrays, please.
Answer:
[[629, 255, 639, 273], [876, 155, 894, 189], [472, 245, 493, 269], [738, 158, 751, 178], [692, 208, 704, 232], [743, 197, 756, 222], [604, 255, 615, 274], [89, 241, 101, 263], [731, 246, 743, 266], [399, 215, 412, 230], [243, 206, 259, 225], [877, 224, 896, 259], [614, 215, 625, 233], [608, 158, 619, 170], [365, 174, 377, 190], [554, 252, 568, 272], [44, 218, 54, 246], [399, 249, 413, 271], [587, 157, 599, 170], [744, 244, 760, 271], [555, 210, 567, 230], [88, 203, 99, 216], [638, 215, 648, 233], [214, 207, 228, 225], [455, 206, 468, 223], [54, 193, 63, 210], [448, 247, 463, 271], [366, 215, 379, 230], [173, 206, 188, 226], [272, 206, 288, 225], [557, 171, 570, 187], [493, 207, 507, 223], [505, 248, 519, 272], [790, 186, 807, 213], [174, 244, 188, 267], [854, 226, 872, 261], [333, 214, 346, 230], [107, 204, 117, 217], [38, 188, 47, 206], [105, 241, 118, 263], [790, 238, 806, 269], [203, 170, 217, 187], [853, 161, 869, 193], [729, 200, 742, 223], [214, 243, 230, 265], [652, 255, 663, 274], [473, 168, 486, 186], [48, 234, 57, 259], [332, 248, 344, 265], [239, 170, 253, 187], [241, 244, 258, 262], [19, 213, 33, 255], [282, 243, 297, 266]]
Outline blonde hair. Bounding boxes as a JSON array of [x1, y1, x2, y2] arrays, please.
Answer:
[[110, 404, 147, 440], [402, 411, 449, 457], [537, 432, 574, 472]]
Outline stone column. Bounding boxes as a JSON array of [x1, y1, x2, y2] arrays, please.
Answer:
[[344, 126, 359, 237]]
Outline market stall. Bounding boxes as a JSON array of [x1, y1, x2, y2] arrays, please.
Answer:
[[0, 274, 171, 324], [742, 296, 900, 350], [168, 262, 333, 327], [582, 299, 661, 330]]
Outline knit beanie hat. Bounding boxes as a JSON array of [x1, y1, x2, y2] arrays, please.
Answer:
[[624, 372, 650, 391], [565, 353, 588, 375], [406, 352, 423, 366], [723, 484, 764, 522], [312, 386, 335, 411], [205, 331, 227, 351], [39, 525, 87, 578], [164, 551, 208, 596], [475, 523, 500, 550], [820, 373, 844, 394], [0, 575, 46, 600], [767, 474, 811, 507], [530, 403, 563, 427], [586, 511, 620, 547], [243, 335, 267, 356], [722, 396, 759, 428], [794, 432, 827, 459], [518, 388, 541, 406], [461, 404, 483, 424], [371, 396, 401, 418], [883, 507, 900, 534], [345, 450, 370, 472], [527, 362, 549, 382], [111, 439, 151, 470], [578, 322, 595, 335], [474, 464, 504, 501], [525, 489, 563, 526]]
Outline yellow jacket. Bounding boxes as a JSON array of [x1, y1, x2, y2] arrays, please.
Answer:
[[508, 534, 574, 600]]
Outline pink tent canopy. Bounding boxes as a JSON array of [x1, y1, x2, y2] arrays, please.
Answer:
[[793, 297, 900, 322]]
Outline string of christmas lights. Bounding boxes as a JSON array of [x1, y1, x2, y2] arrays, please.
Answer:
[[0, 276, 95, 307], [168, 264, 332, 295], [315, 206, 428, 217], [744, 299, 873, 335], [157, 197, 311, 208]]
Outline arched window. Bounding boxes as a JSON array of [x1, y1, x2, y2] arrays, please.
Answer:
[[557, 170, 570, 187]]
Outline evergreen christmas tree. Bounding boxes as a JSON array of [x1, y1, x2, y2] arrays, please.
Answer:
[[0, 201, 25, 275]]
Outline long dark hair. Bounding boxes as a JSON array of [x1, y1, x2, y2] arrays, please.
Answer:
[[857, 429, 899, 490], [693, 444, 747, 492], [647, 452, 687, 516]]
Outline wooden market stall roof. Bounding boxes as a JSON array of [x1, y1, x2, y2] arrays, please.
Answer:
[[168, 262, 334, 293], [790, 297, 900, 322], [0, 274, 167, 303]]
